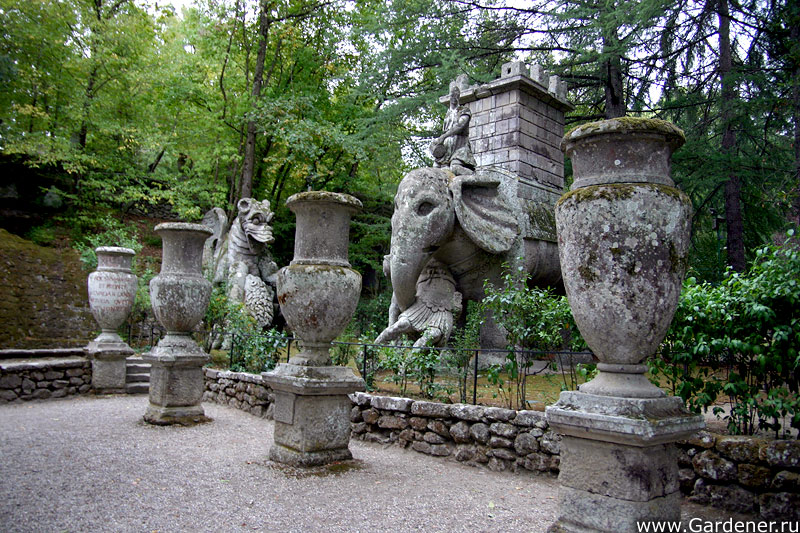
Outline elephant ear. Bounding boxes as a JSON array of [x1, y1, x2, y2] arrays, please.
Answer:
[[451, 170, 520, 254]]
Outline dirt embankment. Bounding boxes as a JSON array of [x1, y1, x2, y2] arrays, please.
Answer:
[[0, 228, 94, 349]]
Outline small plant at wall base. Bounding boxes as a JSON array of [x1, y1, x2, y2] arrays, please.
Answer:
[[481, 263, 585, 409], [650, 231, 800, 438], [446, 302, 481, 403]]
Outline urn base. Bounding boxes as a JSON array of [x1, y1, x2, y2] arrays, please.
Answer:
[[142, 346, 209, 426], [88, 332, 134, 394], [546, 391, 704, 532], [263, 364, 365, 467]]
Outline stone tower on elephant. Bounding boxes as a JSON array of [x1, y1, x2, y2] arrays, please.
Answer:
[[382, 165, 562, 352]]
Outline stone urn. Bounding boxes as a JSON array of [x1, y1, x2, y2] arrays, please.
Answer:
[[143, 222, 213, 425], [546, 118, 704, 532], [87, 247, 137, 393], [264, 191, 365, 466], [277, 191, 363, 365]]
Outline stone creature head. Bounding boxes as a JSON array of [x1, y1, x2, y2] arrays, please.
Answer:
[[388, 167, 520, 310], [237, 198, 275, 250]]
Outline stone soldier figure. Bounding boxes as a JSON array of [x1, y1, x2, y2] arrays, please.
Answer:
[[430, 81, 476, 175], [376, 258, 462, 349]]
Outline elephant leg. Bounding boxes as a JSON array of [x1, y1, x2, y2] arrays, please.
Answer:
[[376, 317, 414, 345]]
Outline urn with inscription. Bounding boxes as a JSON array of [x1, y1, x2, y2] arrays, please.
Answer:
[[87, 247, 137, 394], [87, 247, 138, 351]]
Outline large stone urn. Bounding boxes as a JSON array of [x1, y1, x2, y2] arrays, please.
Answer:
[[546, 118, 704, 532], [263, 191, 365, 467], [142, 222, 213, 425], [87, 247, 137, 393]]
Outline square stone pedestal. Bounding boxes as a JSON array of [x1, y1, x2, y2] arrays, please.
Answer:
[[142, 343, 209, 425], [546, 391, 704, 533], [263, 364, 365, 467], [88, 337, 134, 394]]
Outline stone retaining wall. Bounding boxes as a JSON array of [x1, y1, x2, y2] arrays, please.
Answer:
[[678, 431, 800, 520], [202, 368, 274, 418], [0, 357, 92, 402], [202, 369, 799, 519]]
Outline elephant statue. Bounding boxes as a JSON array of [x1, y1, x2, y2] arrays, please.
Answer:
[[382, 165, 562, 354]]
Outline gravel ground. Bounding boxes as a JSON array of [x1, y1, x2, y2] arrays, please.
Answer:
[[1, 395, 748, 533]]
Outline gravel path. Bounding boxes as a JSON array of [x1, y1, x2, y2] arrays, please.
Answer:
[[1, 395, 745, 533]]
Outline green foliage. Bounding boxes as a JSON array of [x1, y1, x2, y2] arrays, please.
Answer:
[[73, 217, 142, 271], [445, 302, 481, 403], [651, 232, 800, 436], [25, 225, 58, 247], [481, 262, 585, 409], [352, 289, 393, 337]]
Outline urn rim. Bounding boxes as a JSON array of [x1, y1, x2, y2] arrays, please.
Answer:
[[154, 222, 213, 236], [561, 117, 685, 154], [285, 191, 363, 213], [95, 246, 136, 256]]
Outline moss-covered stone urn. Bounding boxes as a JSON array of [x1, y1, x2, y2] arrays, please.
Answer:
[[276, 191, 363, 366], [556, 117, 691, 398]]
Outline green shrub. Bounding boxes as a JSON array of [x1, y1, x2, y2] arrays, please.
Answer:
[[651, 230, 800, 437]]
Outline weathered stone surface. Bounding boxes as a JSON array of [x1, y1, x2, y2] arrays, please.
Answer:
[[352, 391, 371, 406], [737, 464, 772, 488], [31, 389, 51, 400], [429, 444, 452, 457], [759, 492, 800, 521], [772, 470, 800, 491], [539, 431, 560, 455], [408, 416, 428, 430], [469, 423, 490, 444], [489, 448, 517, 461], [423, 431, 447, 444], [514, 432, 539, 455], [362, 408, 379, 425], [411, 441, 432, 455], [398, 429, 415, 442], [350, 406, 362, 422], [522, 453, 553, 472], [450, 421, 471, 443], [707, 484, 756, 514], [454, 445, 475, 462], [488, 436, 513, 449], [678, 468, 696, 493], [689, 478, 710, 505], [377, 415, 408, 430], [489, 422, 516, 438], [484, 407, 516, 422], [0, 375, 22, 389], [0, 390, 18, 401], [427, 420, 450, 438], [351, 422, 367, 434], [451, 404, 484, 422], [410, 400, 451, 417], [487, 457, 508, 472], [764, 441, 800, 468], [716, 435, 763, 463], [692, 450, 737, 482], [371, 396, 413, 413], [512, 410, 546, 427]]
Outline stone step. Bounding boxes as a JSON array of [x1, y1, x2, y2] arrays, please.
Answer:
[[126, 363, 151, 375], [126, 373, 150, 383], [126, 382, 149, 394]]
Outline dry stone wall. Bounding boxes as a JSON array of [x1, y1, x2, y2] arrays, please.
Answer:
[[0, 357, 91, 402], [202, 369, 799, 520]]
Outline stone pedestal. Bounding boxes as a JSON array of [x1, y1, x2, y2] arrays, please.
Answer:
[[88, 339, 133, 394], [142, 223, 213, 425], [143, 340, 209, 425], [263, 364, 364, 466], [547, 392, 704, 532]]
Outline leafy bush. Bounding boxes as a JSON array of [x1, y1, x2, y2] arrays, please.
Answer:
[[651, 231, 800, 437], [481, 262, 585, 409], [74, 216, 143, 271], [445, 302, 481, 403]]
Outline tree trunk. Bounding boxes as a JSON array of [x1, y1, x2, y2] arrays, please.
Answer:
[[240, 0, 273, 201], [718, 0, 746, 271], [602, 23, 625, 119], [78, 65, 98, 150]]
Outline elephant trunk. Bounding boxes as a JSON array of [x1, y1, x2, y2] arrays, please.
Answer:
[[389, 250, 430, 312]]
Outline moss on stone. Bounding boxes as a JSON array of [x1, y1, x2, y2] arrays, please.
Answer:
[[285, 191, 363, 210], [562, 116, 685, 151], [557, 183, 689, 209]]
